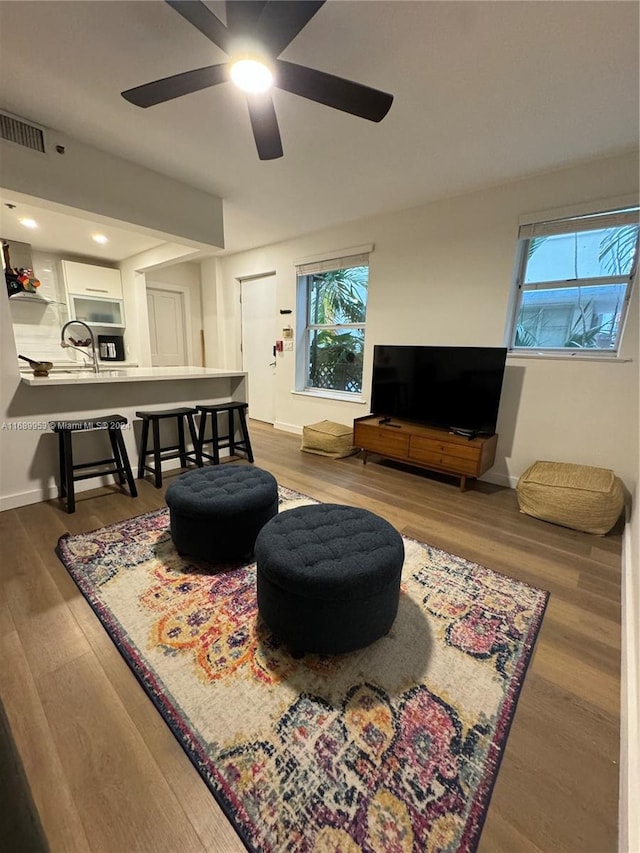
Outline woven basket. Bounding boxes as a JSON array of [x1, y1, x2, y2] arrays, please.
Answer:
[[516, 460, 624, 535], [301, 420, 358, 459]]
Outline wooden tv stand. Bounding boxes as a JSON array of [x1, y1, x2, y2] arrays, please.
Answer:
[[353, 415, 498, 491]]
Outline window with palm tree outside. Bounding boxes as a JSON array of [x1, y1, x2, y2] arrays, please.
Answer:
[[508, 207, 638, 356], [297, 252, 369, 395]]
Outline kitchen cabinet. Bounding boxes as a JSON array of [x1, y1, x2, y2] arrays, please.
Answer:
[[69, 294, 124, 327], [61, 260, 123, 298], [61, 260, 124, 327]]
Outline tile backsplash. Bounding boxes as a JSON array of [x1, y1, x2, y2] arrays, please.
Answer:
[[9, 251, 77, 364]]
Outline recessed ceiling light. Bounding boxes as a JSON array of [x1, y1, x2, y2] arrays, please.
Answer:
[[229, 58, 273, 94], [19, 217, 38, 229], [92, 234, 109, 245]]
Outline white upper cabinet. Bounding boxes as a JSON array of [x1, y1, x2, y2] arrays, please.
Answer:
[[61, 260, 123, 299], [61, 260, 125, 327]]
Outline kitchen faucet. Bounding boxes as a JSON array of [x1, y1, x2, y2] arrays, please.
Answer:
[[60, 320, 100, 374]]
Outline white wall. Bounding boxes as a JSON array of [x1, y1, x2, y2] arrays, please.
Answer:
[[621, 487, 640, 852], [200, 256, 240, 370], [214, 150, 639, 491], [118, 243, 204, 366], [619, 284, 640, 852]]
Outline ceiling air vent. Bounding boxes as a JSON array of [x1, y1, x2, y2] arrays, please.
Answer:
[[0, 112, 46, 153]]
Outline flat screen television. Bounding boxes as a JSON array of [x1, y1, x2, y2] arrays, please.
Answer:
[[371, 345, 507, 435]]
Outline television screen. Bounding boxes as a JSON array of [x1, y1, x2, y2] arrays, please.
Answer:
[[371, 345, 507, 435]]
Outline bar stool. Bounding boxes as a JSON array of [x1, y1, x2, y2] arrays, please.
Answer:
[[51, 414, 137, 514], [196, 402, 254, 465], [136, 407, 202, 488]]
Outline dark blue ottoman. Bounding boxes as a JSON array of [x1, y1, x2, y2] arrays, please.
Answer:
[[165, 464, 278, 562], [255, 504, 404, 655]]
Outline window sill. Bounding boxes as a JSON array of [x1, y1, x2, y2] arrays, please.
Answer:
[[291, 388, 368, 404], [507, 351, 632, 363]]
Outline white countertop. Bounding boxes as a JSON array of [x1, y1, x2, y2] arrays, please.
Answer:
[[20, 366, 246, 386]]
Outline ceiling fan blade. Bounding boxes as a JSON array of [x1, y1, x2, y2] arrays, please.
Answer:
[[246, 93, 283, 160], [122, 64, 229, 108], [225, 1, 268, 36], [275, 59, 393, 122], [253, 1, 325, 57], [165, 0, 230, 54]]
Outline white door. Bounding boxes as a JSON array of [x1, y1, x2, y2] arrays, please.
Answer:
[[147, 287, 187, 366], [241, 274, 276, 423]]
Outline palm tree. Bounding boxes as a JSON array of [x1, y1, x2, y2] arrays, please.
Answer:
[[598, 224, 638, 275], [308, 266, 367, 390], [517, 223, 637, 349]]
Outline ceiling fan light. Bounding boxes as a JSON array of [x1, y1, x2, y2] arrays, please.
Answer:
[[230, 59, 273, 94]]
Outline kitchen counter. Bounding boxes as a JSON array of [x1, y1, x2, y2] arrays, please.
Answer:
[[20, 366, 246, 386], [5, 366, 249, 510]]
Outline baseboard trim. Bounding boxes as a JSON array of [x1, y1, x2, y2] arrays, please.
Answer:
[[482, 470, 518, 489], [0, 485, 58, 512], [273, 421, 303, 435]]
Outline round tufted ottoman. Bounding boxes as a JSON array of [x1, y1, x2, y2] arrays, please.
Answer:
[[165, 464, 278, 562], [254, 503, 405, 655]]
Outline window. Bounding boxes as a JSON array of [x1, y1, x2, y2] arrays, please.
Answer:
[[508, 208, 639, 356], [296, 250, 369, 395]]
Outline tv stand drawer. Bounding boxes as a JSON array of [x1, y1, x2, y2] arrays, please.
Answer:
[[409, 435, 480, 462], [353, 416, 498, 490], [353, 422, 409, 457], [408, 443, 479, 476]]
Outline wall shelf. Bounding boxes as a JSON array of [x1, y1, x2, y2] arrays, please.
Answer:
[[9, 293, 65, 306]]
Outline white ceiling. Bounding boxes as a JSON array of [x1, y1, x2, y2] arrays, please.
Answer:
[[0, 1, 638, 259], [0, 189, 168, 262]]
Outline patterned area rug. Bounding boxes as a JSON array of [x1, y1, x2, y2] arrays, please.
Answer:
[[56, 487, 548, 853]]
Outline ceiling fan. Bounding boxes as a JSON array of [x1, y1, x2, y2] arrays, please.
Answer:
[[121, 0, 393, 160]]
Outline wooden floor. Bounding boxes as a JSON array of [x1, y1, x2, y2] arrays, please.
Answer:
[[0, 421, 621, 853]]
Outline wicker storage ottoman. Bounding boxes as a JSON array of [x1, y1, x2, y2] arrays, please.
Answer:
[[516, 461, 624, 535], [301, 420, 358, 458]]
